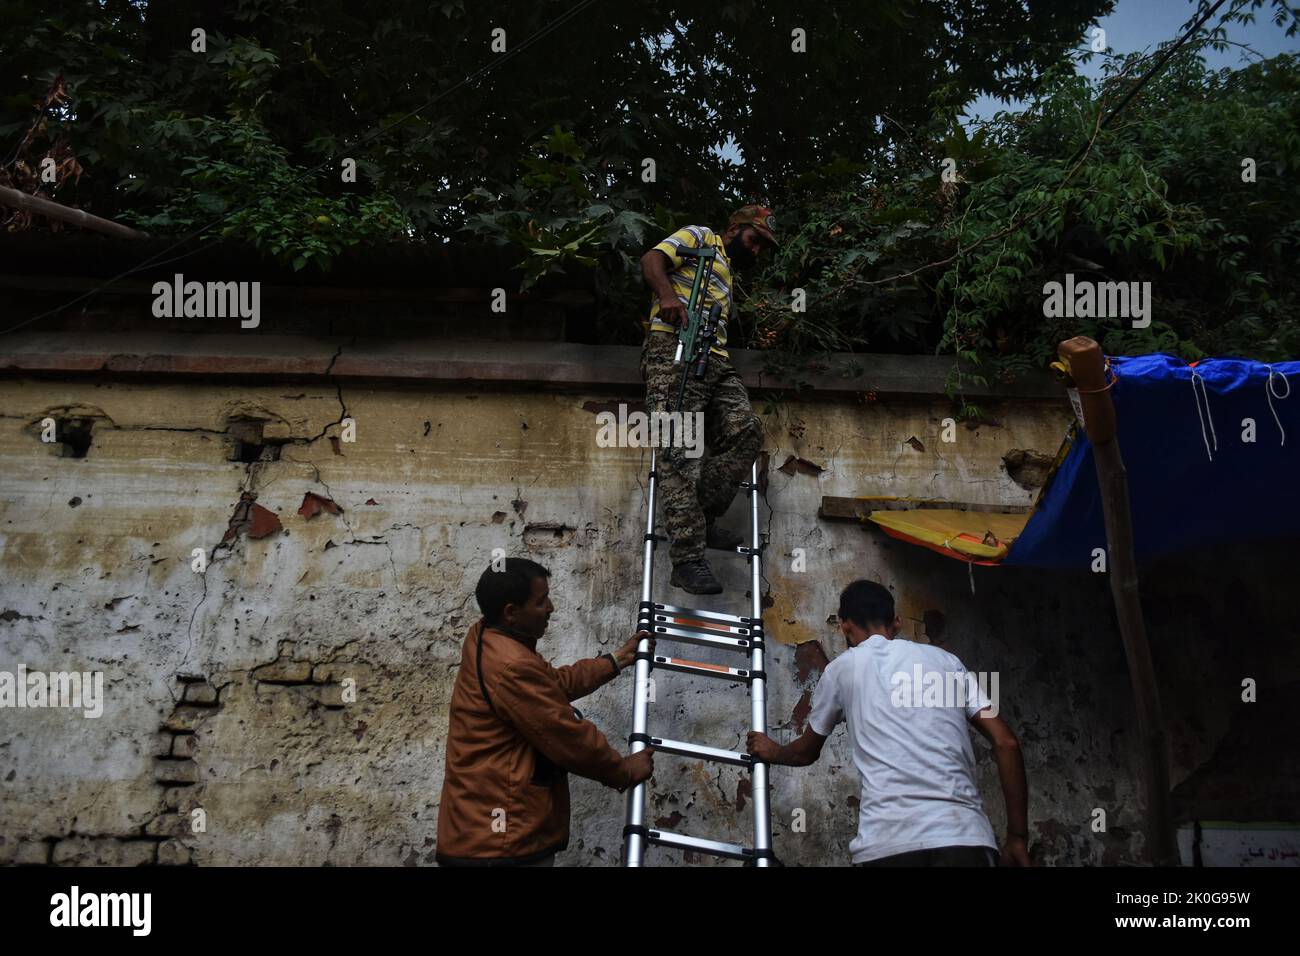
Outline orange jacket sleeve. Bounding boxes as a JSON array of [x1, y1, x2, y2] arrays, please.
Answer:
[[546, 654, 619, 701], [488, 655, 631, 789]]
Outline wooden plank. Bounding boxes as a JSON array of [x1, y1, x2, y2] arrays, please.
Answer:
[[0, 186, 148, 240], [819, 495, 1033, 522]]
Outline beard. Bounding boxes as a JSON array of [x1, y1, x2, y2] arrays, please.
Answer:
[[724, 233, 757, 271]]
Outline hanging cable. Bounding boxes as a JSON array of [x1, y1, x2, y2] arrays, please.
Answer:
[[1264, 365, 1290, 446], [1191, 370, 1218, 462]]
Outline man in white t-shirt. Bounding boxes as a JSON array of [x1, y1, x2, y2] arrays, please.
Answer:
[[747, 579, 1030, 866]]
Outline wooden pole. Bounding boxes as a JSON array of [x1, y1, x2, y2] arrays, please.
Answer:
[[0, 185, 148, 240], [1056, 336, 1178, 866]]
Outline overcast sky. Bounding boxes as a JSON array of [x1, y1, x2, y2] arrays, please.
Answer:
[[964, 0, 1299, 123]]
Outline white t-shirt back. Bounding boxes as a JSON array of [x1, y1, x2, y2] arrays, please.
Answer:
[[808, 634, 997, 863]]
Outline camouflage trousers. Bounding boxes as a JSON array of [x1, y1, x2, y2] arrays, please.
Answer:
[[640, 331, 764, 564]]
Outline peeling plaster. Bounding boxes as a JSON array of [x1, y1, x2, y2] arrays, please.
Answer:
[[3, 377, 1292, 867]]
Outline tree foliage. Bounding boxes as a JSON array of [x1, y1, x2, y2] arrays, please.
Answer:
[[746, 43, 1300, 398], [3, 1, 1112, 257], [2, 0, 1298, 377]]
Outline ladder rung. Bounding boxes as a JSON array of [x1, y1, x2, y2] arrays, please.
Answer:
[[652, 655, 749, 682], [647, 830, 753, 861], [652, 611, 752, 638], [651, 603, 756, 628], [651, 624, 753, 654], [647, 736, 753, 768]]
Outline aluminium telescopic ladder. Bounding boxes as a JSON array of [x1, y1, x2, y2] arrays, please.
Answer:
[[621, 452, 773, 866]]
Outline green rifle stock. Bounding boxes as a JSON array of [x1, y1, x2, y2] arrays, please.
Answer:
[[673, 245, 722, 416]]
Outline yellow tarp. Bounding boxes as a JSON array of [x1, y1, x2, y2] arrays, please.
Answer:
[[852, 428, 1072, 564], [867, 507, 1031, 562]]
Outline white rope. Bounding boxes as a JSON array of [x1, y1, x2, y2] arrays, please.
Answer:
[[1191, 371, 1217, 462], [1264, 365, 1290, 446]]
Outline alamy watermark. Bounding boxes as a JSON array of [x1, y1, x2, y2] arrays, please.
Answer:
[[890, 665, 999, 716], [152, 273, 260, 328], [595, 403, 704, 458], [0, 666, 104, 718], [1042, 273, 1150, 328], [50, 886, 150, 936]]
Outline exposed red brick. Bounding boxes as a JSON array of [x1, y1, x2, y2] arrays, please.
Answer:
[[365, 498, 380, 505], [298, 491, 343, 519], [734, 777, 752, 812], [777, 455, 824, 477], [655, 811, 684, 829], [247, 503, 282, 539], [793, 640, 829, 682], [223, 494, 283, 542]]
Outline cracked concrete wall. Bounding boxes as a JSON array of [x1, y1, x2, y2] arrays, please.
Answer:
[[1, 377, 1294, 866]]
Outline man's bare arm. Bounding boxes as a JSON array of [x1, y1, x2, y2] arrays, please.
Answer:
[[640, 250, 686, 326], [971, 708, 1031, 865], [746, 727, 827, 767]]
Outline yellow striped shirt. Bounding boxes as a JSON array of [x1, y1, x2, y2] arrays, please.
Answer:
[[644, 225, 733, 358]]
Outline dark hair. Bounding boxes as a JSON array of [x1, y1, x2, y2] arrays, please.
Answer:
[[837, 580, 895, 630], [475, 557, 550, 626]]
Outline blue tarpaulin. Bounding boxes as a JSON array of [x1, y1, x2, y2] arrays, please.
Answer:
[[1005, 354, 1300, 569]]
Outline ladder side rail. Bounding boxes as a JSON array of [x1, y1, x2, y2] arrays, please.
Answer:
[[748, 460, 773, 866], [624, 448, 658, 867]]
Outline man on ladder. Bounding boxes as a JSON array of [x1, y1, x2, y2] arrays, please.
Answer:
[[639, 205, 778, 595]]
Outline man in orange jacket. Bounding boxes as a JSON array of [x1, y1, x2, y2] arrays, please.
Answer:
[[436, 557, 654, 866]]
